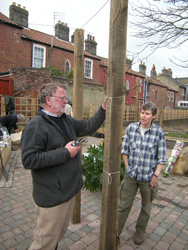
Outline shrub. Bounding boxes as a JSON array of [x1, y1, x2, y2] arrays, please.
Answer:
[[66, 69, 73, 79], [82, 143, 125, 192], [46, 65, 63, 77]]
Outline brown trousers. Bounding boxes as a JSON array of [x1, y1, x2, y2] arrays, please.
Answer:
[[29, 196, 75, 250]]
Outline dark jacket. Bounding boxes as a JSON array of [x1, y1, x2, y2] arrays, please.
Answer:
[[21, 107, 105, 207], [0, 115, 17, 134]]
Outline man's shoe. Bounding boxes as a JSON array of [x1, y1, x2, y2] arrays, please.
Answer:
[[133, 232, 144, 245]]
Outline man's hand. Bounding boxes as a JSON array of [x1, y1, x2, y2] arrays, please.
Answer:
[[150, 175, 159, 189], [65, 141, 80, 158], [102, 97, 107, 110]]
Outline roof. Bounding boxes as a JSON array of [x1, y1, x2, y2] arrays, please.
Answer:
[[0, 12, 22, 28], [99, 57, 146, 78], [0, 12, 100, 60], [146, 76, 177, 92], [158, 73, 186, 88]]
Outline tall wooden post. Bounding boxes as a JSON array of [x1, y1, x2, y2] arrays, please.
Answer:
[[159, 88, 164, 127], [71, 29, 84, 224], [99, 1, 128, 249], [135, 77, 140, 122]]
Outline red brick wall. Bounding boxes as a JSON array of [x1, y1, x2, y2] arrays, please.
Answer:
[[11, 68, 52, 97], [146, 84, 176, 108], [0, 24, 32, 71], [0, 23, 101, 85]]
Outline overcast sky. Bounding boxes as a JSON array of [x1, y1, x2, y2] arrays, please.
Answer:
[[1, 0, 187, 78]]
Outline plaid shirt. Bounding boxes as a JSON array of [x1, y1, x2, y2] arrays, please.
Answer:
[[122, 122, 167, 181]]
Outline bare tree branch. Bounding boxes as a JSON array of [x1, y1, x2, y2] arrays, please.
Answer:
[[128, 0, 188, 67]]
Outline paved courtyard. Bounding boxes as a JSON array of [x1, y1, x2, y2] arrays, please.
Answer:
[[0, 140, 188, 250]]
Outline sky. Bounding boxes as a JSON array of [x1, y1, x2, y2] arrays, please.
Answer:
[[1, 0, 187, 78]]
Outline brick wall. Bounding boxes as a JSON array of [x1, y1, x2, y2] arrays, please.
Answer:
[[0, 24, 32, 71], [11, 68, 52, 97], [11, 68, 105, 104]]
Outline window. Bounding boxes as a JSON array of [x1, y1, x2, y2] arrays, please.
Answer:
[[126, 80, 129, 90], [84, 59, 93, 79], [168, 91, 171, 102], [155, 90, 158, 100], [32, 44, 46, 68], [139, 79, 142, 93], [171, 92, 174, 102], [64, 60, 70, 76], [146, 83, 150, 97], [182, 88, 185, 97]]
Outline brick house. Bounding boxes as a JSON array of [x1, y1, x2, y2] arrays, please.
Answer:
[[99, 58, 146, 106], [157, 68, 187, 105], [0, 3, 186, 109], [0, 6, 101, 85], [0, 3, 146, 105]]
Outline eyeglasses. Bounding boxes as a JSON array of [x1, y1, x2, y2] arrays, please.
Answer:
[[52, 96, 67, 101]]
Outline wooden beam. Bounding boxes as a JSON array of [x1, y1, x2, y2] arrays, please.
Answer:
[[99, 0, 129, 249], [71, 29, 84, 224]]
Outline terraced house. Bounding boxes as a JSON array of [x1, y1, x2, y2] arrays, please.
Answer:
[[0, 2, 187, 108]]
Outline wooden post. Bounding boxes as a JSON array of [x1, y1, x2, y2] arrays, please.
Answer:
[[71, 29, 84, 224], [135, 77, 140, 122], [159, 88, 164, 127], [99, 1, 128, 249]]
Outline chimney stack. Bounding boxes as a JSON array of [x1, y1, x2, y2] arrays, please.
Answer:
[[139, 62, 146, 75], [85, 34, 97, 55], [55, 21, 69, 42], [151, 64, 157, 78], [162, 67, 172, 78], [126, 58, 132, 69], [9, 2, 28, 28]]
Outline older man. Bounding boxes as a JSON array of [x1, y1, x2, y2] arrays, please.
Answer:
[[21, 82, 106, 250]]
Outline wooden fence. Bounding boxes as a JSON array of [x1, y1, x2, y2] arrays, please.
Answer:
[[1, 95, 188, 123]]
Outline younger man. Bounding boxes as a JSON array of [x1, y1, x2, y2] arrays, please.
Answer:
[[118, 102, 167, 245]]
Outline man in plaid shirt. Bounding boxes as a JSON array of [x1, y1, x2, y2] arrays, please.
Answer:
[[118, 102, 167, 245]]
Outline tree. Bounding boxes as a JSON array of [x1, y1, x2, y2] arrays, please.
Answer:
[[129, 0, 188, 67]]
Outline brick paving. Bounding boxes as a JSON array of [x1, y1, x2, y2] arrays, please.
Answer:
[[0, 142, 188, 250]]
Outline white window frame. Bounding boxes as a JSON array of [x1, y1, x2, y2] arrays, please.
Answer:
[[126, 80, 129, 90], [171, 92, 174, 102], [155, 90, 158, 100], [168, 91, 171, 102], [32, 44, 46, 68], [182, 88, 185, 97], [84, 59, 93, 79], [64, 60, 70, 76]]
